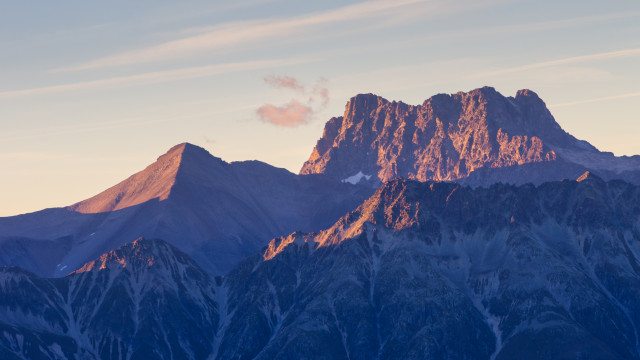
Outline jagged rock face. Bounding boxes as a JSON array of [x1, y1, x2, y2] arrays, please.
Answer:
[[2, 175, 640, 359], [300, 87, 640, 186], [220, 174, 640, 359], [0, 143, 372, 277]]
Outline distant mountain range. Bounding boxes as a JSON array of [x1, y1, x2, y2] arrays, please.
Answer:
[[1, 87, 639, 359], [301, 87, 640, 186], [0, 143, 371, 277]]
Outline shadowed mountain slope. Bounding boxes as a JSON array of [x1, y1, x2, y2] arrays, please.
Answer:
[[219, 173, 640, 359], [0, 143, 372, 277], [2, 174, 640, 359], [0, 238, 220, 360]]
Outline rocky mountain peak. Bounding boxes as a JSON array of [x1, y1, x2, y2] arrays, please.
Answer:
[[71, 237, 201, 277], [345, 93, 390, 117], [73, 237, 167, 272], [301, 87, 581, 185]]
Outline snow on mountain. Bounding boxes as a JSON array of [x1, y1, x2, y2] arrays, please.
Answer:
[[341, 171, 372, 185]]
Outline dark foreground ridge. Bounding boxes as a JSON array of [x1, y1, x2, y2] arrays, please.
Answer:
[[2, 174, 640, 359]]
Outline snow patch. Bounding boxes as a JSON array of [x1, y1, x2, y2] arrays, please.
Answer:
[[342, 171, 372, 185]]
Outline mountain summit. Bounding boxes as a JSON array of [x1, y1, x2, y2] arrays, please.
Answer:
[[69, 143, 213, 213], [300, 87, 640, 186], [0, 143, 371, 277]]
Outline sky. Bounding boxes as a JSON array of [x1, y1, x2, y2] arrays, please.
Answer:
[[1, 0, 639, 216]]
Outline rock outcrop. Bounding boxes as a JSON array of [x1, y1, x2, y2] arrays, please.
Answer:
[[301, 87, 640, 186]]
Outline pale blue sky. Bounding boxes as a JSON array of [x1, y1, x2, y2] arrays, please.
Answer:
[[1, 0, 639, 216]]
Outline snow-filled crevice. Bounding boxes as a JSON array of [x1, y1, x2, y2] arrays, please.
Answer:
[[329, 298, 351, 360], [367, 228, 384, 360], [210, 282, 233, 360]]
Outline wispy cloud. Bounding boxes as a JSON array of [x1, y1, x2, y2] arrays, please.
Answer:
[[257, 76, 330, 127], [0, 58, 311, 98], [550, 91, 640, 108], [52, 0, 496, 72], [311, 78, 330, 107], [431, 11, 640, 43], [472, 48, 640, 78]]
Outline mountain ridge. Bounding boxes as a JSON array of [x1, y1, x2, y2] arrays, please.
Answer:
[[4, 173, 640, 359], [0, 143, 372, 277], [300, 87, 640, 186]]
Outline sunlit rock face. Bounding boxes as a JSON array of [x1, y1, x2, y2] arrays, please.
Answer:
[[4, 175, 639, 359], [301, 87, 640, 186]]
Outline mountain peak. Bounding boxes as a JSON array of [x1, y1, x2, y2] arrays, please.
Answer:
[[68, 142, 218, 213], [344, 93, 390, 120], [163, 142, 216, 161], [465, 85, 499, 97], [71, 237, 196, 274], [515, 88, 539, 99], [301, 87, 574, 184]]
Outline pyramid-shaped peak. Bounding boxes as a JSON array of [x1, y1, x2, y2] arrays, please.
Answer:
[[71, 237, 201, 275], [160, 142, 214, 162], [69, 142, 221, 214]]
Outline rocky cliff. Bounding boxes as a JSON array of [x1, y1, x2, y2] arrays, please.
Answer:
[[300, 87, 640, 186]]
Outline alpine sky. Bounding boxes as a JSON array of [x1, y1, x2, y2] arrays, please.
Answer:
[[1, 0, 639, 216]]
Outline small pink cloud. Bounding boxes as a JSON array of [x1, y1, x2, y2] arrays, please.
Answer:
[[257, 100, 312, 127], [264, 75, 304, 91]]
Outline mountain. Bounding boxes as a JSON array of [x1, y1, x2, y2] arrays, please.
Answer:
[[0, 143, 372, 277], [0, 238, 220, 359], [300, 87, 640, 186], [2, 174, 640, 359], [216, 173, 640, 359]]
